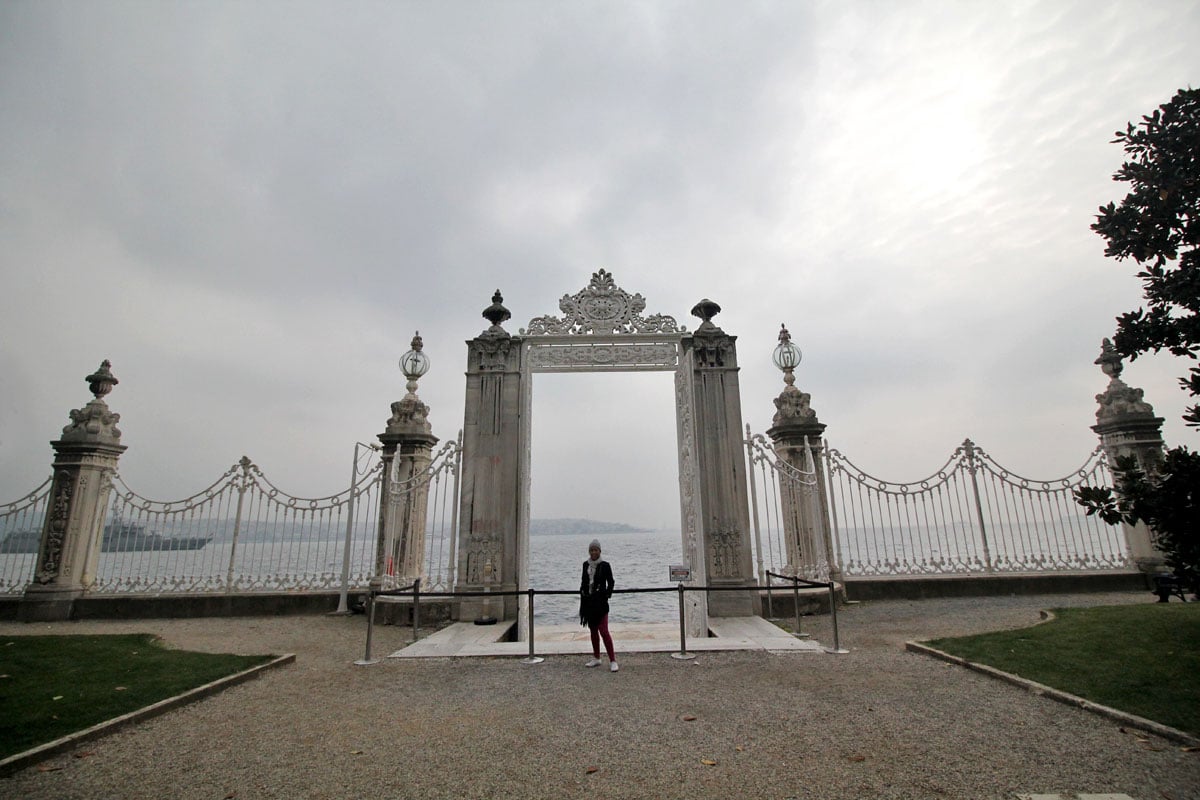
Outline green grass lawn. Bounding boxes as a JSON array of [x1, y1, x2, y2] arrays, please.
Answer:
[[926, 603, 1200, 736], [0, 633, 273, 759]]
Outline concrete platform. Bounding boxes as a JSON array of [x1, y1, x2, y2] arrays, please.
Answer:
[[387, 615, 827, 659]]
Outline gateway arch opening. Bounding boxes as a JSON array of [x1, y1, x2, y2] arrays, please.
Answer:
[[527, 370, 683, 627]]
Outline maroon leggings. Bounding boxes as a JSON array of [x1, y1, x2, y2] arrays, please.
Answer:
[[589, 614, 615, 661]]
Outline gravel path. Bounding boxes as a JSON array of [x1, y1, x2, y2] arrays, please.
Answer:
[[2, 591, 1197, 800]]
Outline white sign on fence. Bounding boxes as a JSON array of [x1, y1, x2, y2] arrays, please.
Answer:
[[668, 564, 691, 582]]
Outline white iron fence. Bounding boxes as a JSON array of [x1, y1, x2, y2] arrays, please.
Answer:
[[4, 432, 1129, 597], [0, 478, 51, 594], [744, 431, 832, 584], [825, 439, 1127, 575]]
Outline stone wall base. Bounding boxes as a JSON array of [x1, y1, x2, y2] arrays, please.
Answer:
[[843, 571, 1149, 601]]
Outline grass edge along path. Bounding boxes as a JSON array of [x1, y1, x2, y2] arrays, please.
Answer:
[[0, 633, 292, 773], [914, 604, 1200, 743]]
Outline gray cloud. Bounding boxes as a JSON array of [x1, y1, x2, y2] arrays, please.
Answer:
[[2, 0, 1198, 528]]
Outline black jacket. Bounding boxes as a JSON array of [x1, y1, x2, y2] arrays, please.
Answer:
[[579, 559, 614, 627]]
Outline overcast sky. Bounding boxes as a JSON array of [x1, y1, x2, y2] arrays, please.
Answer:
[[2, 1, 1198, 530]]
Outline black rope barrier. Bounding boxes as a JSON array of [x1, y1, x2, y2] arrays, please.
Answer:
[[354, 577, 849, 665]]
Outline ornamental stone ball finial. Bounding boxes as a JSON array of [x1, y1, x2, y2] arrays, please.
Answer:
[[773, 324, 803, 388], [86, 359, 118, 399]]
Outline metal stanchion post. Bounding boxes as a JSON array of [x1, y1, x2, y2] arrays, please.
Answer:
[[791, 578, 810, 639], [412, 577, 421, 643], [766, 577, 775, 619], [521, 588, 544, 664], [354, 593, 380, 666], [825, 581, 849, 654], [671, 583, 695, 661]]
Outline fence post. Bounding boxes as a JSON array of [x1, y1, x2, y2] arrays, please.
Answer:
[[963, 439, 994, 572], [745, 424, 766, 587], [826, 582, 848, 654], [412, 577, 421, 642], [354, 593, 379, 666], [336, 442, 378, 614], [521, 589, 544, 664], [671, 583, 696, 660], [225, 457, 251, 592], [791, 577, 809, 639]]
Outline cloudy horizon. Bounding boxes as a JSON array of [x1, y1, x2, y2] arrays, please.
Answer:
[[2, 1, 1198, 529]]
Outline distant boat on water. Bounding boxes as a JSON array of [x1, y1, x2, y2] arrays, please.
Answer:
[[0, 522, 211, 554]]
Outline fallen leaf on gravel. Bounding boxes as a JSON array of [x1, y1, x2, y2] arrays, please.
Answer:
[[585, 766, 598, 774], [72, 752, 95, 759], [848, 755, 866, 762], [224, 793, 237, 799], [1136, 737, 1151, 743], [700, 759, 717, 766], [735, 746, 744, 752], [36, 765, 63, 773], [351, 750, 364, 755], [1181, 746, 1199, 752], [681, 715, 697, 721]]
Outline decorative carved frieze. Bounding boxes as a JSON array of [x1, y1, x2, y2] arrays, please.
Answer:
[[772, 386, 818, 426], [475, 336, 513, 372], [385, 397, 431, 435], [37, 472, 72, 582], [527, 342, 679, 370], [708, 528, 741, 578], [691, 335, 736, 369], [520, 269, 683, 336]]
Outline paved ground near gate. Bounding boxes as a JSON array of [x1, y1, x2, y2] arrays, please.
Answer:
[[1, 591, 1197, 800]]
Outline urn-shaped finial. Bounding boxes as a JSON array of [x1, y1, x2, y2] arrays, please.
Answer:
[[86, 360, 118, 399]]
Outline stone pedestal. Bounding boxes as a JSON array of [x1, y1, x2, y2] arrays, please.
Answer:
[[767, 394, 840, 583], [683, 300, 759, 617], [454, 292, 525, 622], [19, 362, 127, 622], [373, 349, 439, 590], [1091, 339, 1167, 573]]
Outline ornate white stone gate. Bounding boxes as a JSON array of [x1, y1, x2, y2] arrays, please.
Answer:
[[453, 271, 759, 637]]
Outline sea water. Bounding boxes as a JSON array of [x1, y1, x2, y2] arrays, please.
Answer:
[[527, 529, 684, 625]]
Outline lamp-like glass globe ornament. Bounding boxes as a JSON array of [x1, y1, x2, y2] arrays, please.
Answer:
[[772, 323, 802, 387], [399, 331, 430, 396]]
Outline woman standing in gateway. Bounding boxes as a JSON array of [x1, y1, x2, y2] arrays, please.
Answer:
[[580, 539, 618, 672]]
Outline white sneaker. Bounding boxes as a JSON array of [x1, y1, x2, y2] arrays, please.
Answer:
[[610, 661, 619, 672], [585, 658, 602, 667]]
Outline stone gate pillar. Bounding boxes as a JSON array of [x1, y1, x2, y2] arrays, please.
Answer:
[[682, 300, 759, 617], [19, 361, 127, 622], [1091, 338, 1167, 573], [374, 334, 438, 589], [765, 326, 840, 582], [455, 291, 524, 621]]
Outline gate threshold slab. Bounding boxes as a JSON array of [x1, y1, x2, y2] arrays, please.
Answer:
[[388, 616, 824, 659]]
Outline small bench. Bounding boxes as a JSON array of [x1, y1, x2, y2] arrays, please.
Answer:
[[1152, 573, 1189, 603]]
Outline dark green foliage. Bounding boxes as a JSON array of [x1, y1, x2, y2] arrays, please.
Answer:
[[927, 604, 1200, 736], [0, 633, 272, 759], [1080, 88, 1200, 588], [1092, 87, 1200, 426], [1077, 449, 1200, 595]]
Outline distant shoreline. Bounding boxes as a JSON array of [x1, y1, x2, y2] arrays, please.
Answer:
[[529, 518, 651, 536]]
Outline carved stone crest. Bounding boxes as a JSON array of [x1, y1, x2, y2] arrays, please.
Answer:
[[521, 270, 683, 336]]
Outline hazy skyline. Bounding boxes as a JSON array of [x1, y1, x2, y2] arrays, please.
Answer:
[[2, 1, 1198, 528]]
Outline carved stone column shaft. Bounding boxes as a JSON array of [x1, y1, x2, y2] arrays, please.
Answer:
[[19, 361, 127, 622]]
